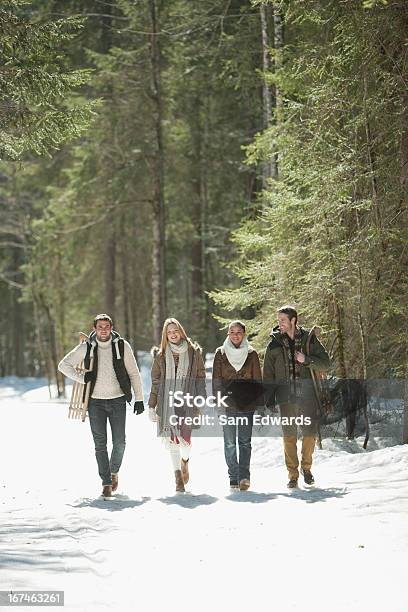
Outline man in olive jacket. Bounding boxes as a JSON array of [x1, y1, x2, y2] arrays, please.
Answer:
[[263, 305, 331, 488]]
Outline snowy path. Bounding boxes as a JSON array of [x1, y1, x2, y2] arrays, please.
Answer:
[[1, 378, 407, 611]]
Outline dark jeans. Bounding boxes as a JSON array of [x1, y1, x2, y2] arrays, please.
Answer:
[[88, 396, 127, 486], [222, 412, 254, 482]]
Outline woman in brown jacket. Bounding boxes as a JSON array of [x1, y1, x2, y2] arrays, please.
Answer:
[[148, 318, 206, 493], [212, 320, 263, 491]]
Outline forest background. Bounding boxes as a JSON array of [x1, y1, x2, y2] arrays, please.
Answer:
[[1, 0, 408, 401]]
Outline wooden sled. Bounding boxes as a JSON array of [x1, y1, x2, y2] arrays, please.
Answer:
[[68, 332, 93, 422], [306, 326, 334, 450]]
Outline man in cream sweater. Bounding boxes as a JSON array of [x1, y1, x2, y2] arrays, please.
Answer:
[[58, 314, 144, 498]]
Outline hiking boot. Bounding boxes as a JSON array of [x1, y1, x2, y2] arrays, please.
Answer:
[[287, 479, 298, 489], [239, 479, 250, 491], [111, 474, 118, 492], [230, 480, 239, 490], [301, 469, 315, 485], [102, 485, 112, 498], [181, 458, 189, 484], [175, 469, 185, 492]]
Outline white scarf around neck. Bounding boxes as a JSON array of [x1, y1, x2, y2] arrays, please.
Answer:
[[161, 339, 190, 436], [168, 340, 189, 357], [223, 336, 250, 372]]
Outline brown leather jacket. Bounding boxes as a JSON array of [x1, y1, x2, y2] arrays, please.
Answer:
[[212, 345, 263, 412]]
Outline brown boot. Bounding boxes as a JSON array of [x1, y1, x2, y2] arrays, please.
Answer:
[[239, 479, 250, 491], [111, 474, 119, 492], [175, 470, 185, 492], [181, 458, 189, 484], [102, 485, 112, 498]]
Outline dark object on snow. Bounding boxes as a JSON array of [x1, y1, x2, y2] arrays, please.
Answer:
[[320, 378, 370, 449], [225, 379, 265, 411]]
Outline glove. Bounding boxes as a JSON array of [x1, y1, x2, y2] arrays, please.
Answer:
[[149, 407, 158, 422], [133, 401, 145, 415], [84, 370, 96, 384]]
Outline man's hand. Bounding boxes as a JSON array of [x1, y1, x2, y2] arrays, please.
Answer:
[[295, 351, 306, 364], [84, 370, 96, 384], [133, 401, 145, 415]]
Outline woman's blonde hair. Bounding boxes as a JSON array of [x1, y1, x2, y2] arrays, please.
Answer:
[[159, 317, 194, 355]]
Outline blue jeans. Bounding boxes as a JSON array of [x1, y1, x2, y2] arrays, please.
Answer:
[[88, 396, 127, 486], [222, 412, 254, 482]]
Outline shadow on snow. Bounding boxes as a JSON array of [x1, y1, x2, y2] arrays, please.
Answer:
[[70, 495, 151, 511], [158, 493, 218, 509]]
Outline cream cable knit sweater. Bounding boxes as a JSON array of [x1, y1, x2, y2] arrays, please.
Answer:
[[58, 337, 144, 401]]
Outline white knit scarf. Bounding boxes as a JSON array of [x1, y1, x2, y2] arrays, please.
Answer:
[[161, 340, 190, 436], [223, 336, 250, 372]]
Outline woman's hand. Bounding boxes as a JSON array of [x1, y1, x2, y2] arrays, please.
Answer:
[[149, 407, 159, 422]]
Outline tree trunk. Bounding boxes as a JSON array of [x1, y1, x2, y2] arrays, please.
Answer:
[[272, 6, 284, 120], [190, 95, 208, 343], [11, 248, 25, 376], [404, 373, 408, 443], [259, 4, 278, 184], [333, 297, 347, 379], [120, 214, 131, 341], [149, 0, 167, 344], [100, 2, 117, 321], [32, 295, 48, 376], [54, 250, 65, 396], [105, 228, 116, 319], [355, 211, 368, 379], [42, 300, 64, 398], [325, 215, 347, 378], [363, 75, 384, 243], [260, 5, 272, 128], [398, 10, 408, 443]]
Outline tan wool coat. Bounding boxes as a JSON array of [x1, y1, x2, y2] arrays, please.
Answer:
[[148, 343, 206, 423]]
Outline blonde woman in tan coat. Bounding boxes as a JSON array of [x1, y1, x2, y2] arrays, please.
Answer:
[[148, 318, 206, 492]]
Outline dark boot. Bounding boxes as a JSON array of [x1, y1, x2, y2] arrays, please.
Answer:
[[239, 479, 250, 491], [301, 469, 315, 485], [181, 458, 189, 484], [175, 470, 185, 492], [102, 485, 112, 498], [287, 479, 298, 489]]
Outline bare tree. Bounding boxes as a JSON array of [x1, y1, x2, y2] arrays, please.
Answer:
[[259, 3, 283, 186], [149, 0, 167, 343]]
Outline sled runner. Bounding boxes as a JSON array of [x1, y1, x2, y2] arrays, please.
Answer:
[[68, 332, 93, 422], [306, 326, 334, 450]]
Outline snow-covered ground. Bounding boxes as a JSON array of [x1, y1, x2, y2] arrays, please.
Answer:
[[1, 373, 407, 612]]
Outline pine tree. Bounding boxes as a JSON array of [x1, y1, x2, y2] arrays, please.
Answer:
[[0, 0, 96, 385], [0, 0, 97, 159], [211, 0, 408, 385]]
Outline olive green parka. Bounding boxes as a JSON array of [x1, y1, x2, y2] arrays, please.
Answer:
[[263, 326, 331, 409]]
